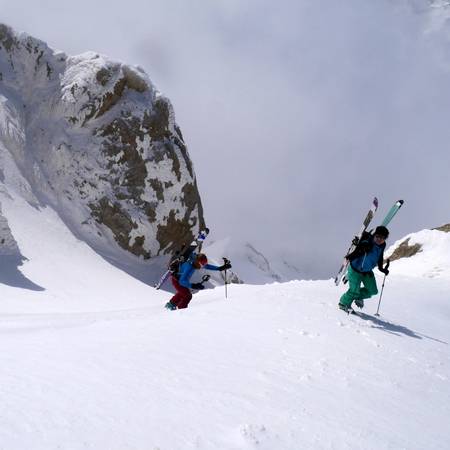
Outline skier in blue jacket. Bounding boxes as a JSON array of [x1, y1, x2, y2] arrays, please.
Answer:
[[165, 253, 231, 310], [339, 226, 390, 312]]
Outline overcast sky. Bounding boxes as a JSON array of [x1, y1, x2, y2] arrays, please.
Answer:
[[2, 0, 450, 278]]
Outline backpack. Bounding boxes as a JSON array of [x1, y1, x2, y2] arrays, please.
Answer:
[[168, 228, 209, 279]]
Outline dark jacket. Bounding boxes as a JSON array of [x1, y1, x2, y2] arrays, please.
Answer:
[[347, 232, 386, 274]]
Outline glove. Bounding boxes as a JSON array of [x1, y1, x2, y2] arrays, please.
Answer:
[[219, 262, 232, 271], [381, 259, 390, 276], [191, 283, 204, 290]]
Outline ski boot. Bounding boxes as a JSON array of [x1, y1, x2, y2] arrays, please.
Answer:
[[165, 301, 177, 311], [338, 303, 353, 314], [354, 299, 364, 309]]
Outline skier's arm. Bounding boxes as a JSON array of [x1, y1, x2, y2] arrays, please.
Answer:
[[204, 263, 220, 271], [377, 252, 384, 271], [204, 261, 232, 271], [378, 252, 389, 274]]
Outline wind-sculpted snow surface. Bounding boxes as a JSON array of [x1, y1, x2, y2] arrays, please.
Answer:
[[0, 24, 204, 265]]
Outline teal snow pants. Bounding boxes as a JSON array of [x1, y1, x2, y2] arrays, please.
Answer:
[[339, 265, 378, 307]]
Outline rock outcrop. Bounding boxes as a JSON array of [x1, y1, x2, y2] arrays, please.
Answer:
[[0, 24, 205, 260]]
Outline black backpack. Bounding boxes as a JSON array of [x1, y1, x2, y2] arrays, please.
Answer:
[[167, 228, 209, 279], [168, 242, 200, 279]]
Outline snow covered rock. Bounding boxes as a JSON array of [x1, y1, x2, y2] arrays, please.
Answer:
[[386, 224, 450, 279], [0, 23, 204, 262]]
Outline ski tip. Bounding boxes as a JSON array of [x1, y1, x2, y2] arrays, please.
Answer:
[[374, 197, 379, 207], [398, 200, 404, 205]]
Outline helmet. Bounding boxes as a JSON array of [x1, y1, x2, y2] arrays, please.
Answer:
[[374, 226, 389, 239], [197, 253, 208, 266]]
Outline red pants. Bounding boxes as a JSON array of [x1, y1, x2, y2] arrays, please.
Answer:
[[169, 276, 192, 309]]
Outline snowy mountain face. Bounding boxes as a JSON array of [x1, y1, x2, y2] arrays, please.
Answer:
[[203, 238, 304, 286], [0, 24, 204, 271]]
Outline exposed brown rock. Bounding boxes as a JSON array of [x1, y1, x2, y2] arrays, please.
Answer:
[[144, 203, 157, 223], [389, 238, 422, 261], [130, 235, 148, 258], [0, 24, 17, 52], [156, 210, 195, 255], [88, 197, 150, 258], [149, 178, 164, 202], [84, 66, 149, 123], [98, 116, 148, 200], [143, 98, 171, 141], [433, 223, 450, 233], [82, 76, 126, 122], [181, 181, 205, 229]]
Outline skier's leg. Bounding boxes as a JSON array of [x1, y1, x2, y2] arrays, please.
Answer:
[[339, 266, 362, 307], [176, 290, 193, 309], [359, 272, 378, 300], [169, 276, 186, 308]]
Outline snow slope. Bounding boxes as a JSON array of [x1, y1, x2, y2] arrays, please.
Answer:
[[0, 195, 449, 449]]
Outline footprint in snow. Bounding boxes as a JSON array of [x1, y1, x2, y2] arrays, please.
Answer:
[[240, 424, 267, 445]]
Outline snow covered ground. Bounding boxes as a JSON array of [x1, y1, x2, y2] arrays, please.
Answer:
[[1, 193, 449, 450]]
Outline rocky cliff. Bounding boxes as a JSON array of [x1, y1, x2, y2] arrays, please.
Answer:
[[0, 24, 205, 263]]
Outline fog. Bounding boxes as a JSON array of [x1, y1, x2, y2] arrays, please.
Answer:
[[2, 0, 450, 277]]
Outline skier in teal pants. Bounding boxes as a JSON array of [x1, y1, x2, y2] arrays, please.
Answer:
[[339, 226, 390, 312]]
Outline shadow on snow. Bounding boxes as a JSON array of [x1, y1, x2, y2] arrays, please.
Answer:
[[0, 254, 45, 291], [352, 311, 448, 344]]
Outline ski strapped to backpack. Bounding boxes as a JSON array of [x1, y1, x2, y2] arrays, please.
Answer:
[[334, 197, 379, 286], [336, 199, 404, 286], [154, 228, 210, 290], [381, 200, 404, 227]]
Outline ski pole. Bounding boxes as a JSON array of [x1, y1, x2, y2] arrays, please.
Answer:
[[222, 257, 230, 299], [375, 259, 390, 316], [225, 269, 228, 298]]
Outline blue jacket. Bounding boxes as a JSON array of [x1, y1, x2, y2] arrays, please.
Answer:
[[178, 259, 220, 289], [348, 234, 386, 274]]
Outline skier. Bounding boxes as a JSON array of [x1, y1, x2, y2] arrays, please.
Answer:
[[338, 226, 390, 312], [165, 253, 231, 310]]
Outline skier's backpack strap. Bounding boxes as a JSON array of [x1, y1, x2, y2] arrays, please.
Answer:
[[167, 258, 180, 279]]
